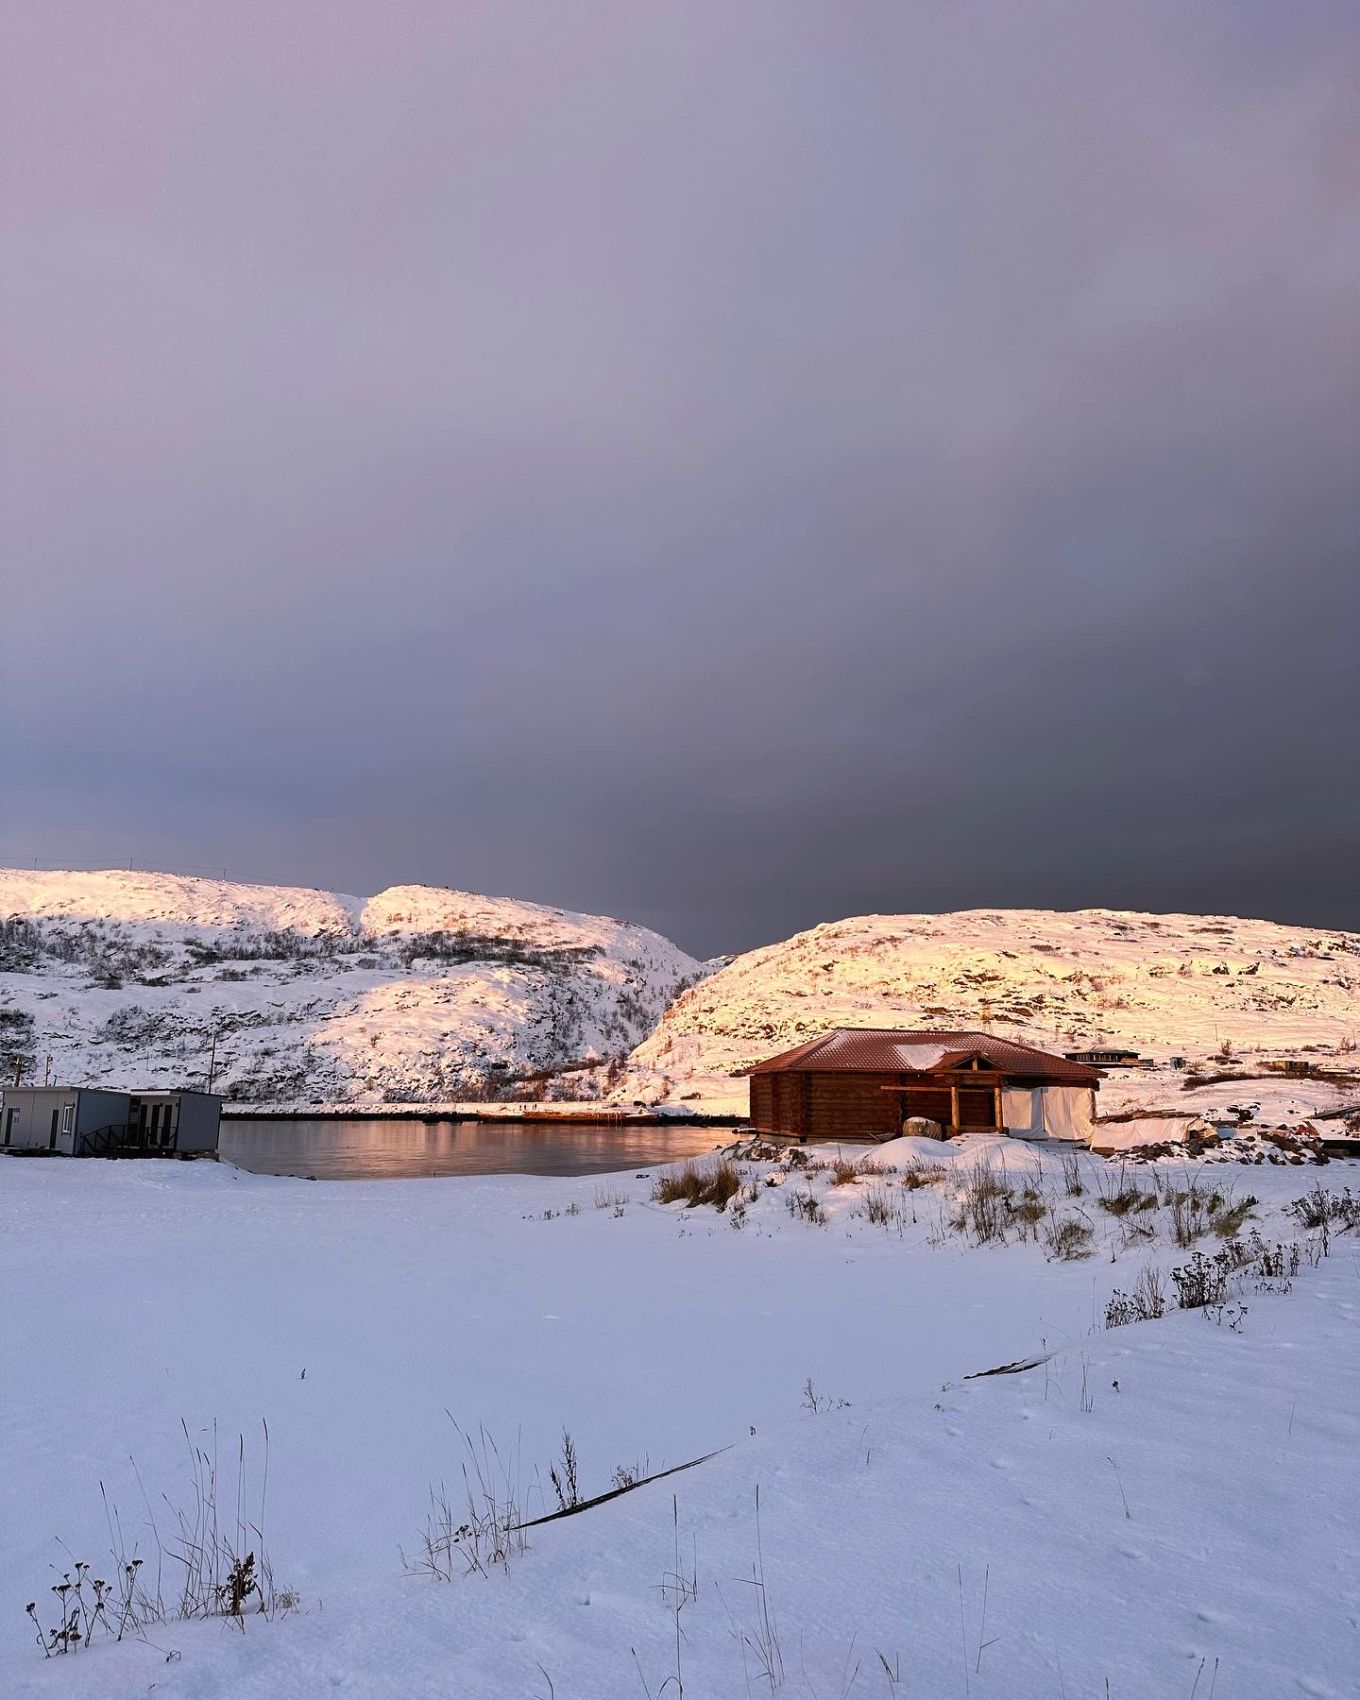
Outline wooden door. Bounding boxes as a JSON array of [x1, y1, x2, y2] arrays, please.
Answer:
[[956, 1088, 998, 1131]]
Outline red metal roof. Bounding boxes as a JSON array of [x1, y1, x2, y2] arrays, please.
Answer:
[[741, 1029, 1101, 1084]]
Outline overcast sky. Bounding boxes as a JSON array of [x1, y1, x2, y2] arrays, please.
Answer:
[[4, 2, 1358, 957]]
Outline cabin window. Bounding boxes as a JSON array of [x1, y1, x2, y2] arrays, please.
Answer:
[[61, 1103, 75, 1134]]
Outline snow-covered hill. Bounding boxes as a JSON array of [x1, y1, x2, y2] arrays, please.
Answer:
[[6, 879, 1357, 1124], [0, 870, 704, 1105], [618, 908, 1360, 1118]]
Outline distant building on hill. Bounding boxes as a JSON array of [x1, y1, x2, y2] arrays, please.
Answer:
[[0, 1087, 221, 1157], [740, 1029, 1101, 1143], [1063, 1044, 1141, 1068]]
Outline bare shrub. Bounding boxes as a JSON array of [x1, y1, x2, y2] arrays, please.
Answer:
[[548, 1431, 580, 1513], [801, 1378, 850, 1414], [1211, 1196, 1257, 1237], [1059, 1149, 1085, 1197], [1044, 1214, 1095, 1261], [1105, 1265, 1167, 1327], [405, 1420, 528, 1580], [900, 1161, 945, 1191], [1170, 1250, 1231, 1310], [25, 1422, 293, 1661], [1095, 1174, 1158, 1217], [26, 1565, 113, 1658], [1251, 1237, 1302, 1291], [1010, 1184, 1048, 1239], [153, 1423, 288, 1624], [1165, 1178, 1216, 1246], [863, 1184, 896, 1227], [784, 1187, 825, 1225], [949, 1161, 1014, 1244], [1162, 1178, 1254, 1247], [1288, 1184, 1358, 1233]]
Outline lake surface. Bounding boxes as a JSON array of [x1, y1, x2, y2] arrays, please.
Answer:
[[219, 1118, 739, 1180]]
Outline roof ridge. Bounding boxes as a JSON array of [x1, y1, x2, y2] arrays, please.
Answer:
[[742, 1026, 1101, 1083]]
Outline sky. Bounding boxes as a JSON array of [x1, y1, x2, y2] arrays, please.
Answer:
[[3, 1, 1358, 958]]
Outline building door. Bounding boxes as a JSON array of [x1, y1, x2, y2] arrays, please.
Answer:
[[902, 1087, 952, 1129], [145, 1103, 175, 1147], [49, 1107, 59, 1150], [2, 1108, 15, 1146], [956, 1088, 998, 1131]]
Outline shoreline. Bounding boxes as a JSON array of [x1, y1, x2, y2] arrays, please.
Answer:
[[220, 1104, 737, 1127]]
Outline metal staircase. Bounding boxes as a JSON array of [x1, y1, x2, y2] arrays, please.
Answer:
[[79, 1122, 161, 1158]]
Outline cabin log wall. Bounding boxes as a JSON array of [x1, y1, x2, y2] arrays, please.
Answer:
[[750, 1072, 1013, 1138], [804, 1071, 900, 1139], [749, 1075, 775, 1131], [749, 1071, 901, 1139]]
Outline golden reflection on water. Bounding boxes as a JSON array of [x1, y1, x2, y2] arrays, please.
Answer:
[[218, 1118, 736, 1179]]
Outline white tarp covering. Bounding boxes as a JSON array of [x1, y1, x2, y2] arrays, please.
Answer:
[[1002, 1086, 1044, 1140], [1039, 1084, 1096, 1143]]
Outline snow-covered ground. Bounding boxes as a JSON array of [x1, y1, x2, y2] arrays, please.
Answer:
[[0, 869, 703, 1105], [3, 1141, 1356, 1698], [620, 907, 1360, 1133]]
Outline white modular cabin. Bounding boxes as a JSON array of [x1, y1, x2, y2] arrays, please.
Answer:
[[0, 1087, 221, 1157], [127, 1091, 222, 1153], [1, 1087, 134, 1155]]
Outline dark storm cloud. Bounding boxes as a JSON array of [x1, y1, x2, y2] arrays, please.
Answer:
[[4, 2, 1358, 955]]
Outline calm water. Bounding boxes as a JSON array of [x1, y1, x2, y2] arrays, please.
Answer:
[[219, 1118, 739, 1180]]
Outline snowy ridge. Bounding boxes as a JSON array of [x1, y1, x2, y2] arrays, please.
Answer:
[[619, 907, 1360, 1115], [0, 869, 704, 1105], [0, 868, 362, 934]]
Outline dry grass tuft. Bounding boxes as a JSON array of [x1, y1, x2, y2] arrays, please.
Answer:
[[652, 1158, 743, 1211], [1044, 1214, 1095, 1261]]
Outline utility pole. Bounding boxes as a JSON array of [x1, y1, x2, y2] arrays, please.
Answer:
[[206, 1027, 219, 1095], [43, 1053, 52, 1086]]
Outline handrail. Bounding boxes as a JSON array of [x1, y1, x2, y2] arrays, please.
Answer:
[[80, 1122, 136, 1156]]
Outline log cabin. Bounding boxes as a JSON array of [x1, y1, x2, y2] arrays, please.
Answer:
[[741, 1029, 1101, 1143]]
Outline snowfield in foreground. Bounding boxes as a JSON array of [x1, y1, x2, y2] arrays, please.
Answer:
[[3, 1144, 1356, 1699]]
